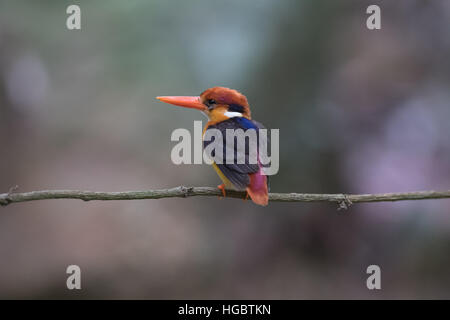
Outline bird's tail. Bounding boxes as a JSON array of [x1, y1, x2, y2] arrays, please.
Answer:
[[247, 171, 268, 206]]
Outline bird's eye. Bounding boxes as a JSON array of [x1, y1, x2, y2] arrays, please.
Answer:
[[207, 99, 216, 106]]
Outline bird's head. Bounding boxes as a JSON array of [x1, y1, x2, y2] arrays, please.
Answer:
[[157, 87, 251, 122]]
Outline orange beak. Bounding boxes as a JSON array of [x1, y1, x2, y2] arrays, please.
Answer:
[[156, 96, 206, 111]]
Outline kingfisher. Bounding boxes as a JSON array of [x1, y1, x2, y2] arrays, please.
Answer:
[[157, 87, 269, 206]]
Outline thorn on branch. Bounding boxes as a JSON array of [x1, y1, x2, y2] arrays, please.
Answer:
[[337, 194, 352, 211], [9, 185, 19, 194]]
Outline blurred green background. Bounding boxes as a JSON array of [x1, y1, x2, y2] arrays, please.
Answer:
[[1, 0, 450, 299]]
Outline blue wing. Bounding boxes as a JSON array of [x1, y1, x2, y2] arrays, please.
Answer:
[[203, 117, 268, 190]]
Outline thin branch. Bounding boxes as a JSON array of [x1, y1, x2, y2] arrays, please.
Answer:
[[1, 187, 450, 208]]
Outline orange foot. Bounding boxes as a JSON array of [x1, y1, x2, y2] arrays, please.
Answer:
[[217, 184, 226, 198], [243, 191, 250, 202]]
